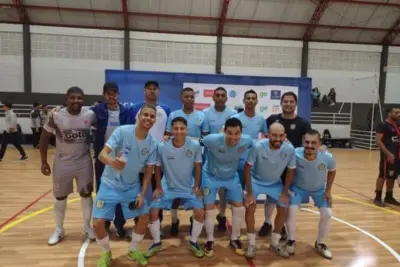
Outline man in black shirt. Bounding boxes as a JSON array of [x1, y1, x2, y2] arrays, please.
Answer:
[[374, 107, 400, 207], [259, 92, 311, 240]]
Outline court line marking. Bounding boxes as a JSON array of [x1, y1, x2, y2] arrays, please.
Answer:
[[332, 195, 400, 216], [302, 208, 400, 262], [0, 189, 53, 230], [78, 239, 91, 267]]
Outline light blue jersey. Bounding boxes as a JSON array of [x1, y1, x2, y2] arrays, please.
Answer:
[[156, 138, 202, 194], [203, 106, 237, 134], [231, 112, 268, 139], [293, 147, 336, 192], [102, 125, 158, 189], [166, 109, 206, 138], [202, 133, 254, 180], [247, 139, 296, 185]]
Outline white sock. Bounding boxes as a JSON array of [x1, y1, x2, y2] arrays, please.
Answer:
[[149, 219, 161, 244], [247, 232, 256, 246], [96, 235, 110, 252], [264, 201, 274, 225], [231, 206, 245, 240], [129, 232, 144, 251], [171, 209, 178, 223], [190, 219, 204, 243], [287, 205, 299, 241], [219, 190, 226, 217], [80, 196, 93, 230], [317, 208, 332, 244], [205, 209, 215, 241], [271, 232, 281, 247], [54, 199, 67, 231]]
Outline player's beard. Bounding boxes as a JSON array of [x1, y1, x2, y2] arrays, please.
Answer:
[[271, 140, 282, 149]]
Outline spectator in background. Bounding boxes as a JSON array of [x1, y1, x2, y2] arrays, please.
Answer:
[[0, 103, 28, 161], [311, 87, 321, 108], [30, 102, 42, 149], [326, 88, 336, 106]]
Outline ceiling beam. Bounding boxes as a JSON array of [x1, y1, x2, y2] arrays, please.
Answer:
[[12, 0, 29, 23], [333, 0, 400, 8], [383, 17, 400, 44], [121, 0, 129, 29], [304, 0, 331, 40], [217, 0, 230, 36]]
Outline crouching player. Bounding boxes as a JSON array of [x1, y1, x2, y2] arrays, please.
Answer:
[[243, 123, 295, 259], [93, 104, 158, 267], [145, 117, 205, 258], [286, 129, 336, 260]]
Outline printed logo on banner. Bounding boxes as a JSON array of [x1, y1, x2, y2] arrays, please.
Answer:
[[272, 105, 281, 113], [229, 90, 237, 98], [260, 106, 268, 112], [259, 92, 268, 98], [270, 90, 281, 100], [203, 90, 214, 97], [194, 103, 211, 110], [195, 90, 200, 95]]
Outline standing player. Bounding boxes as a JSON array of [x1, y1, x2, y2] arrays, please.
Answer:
[[243, 123, 295, 258], [261, 92, 311, 238], [202, 87, 236, 231], [374, 107, 400, 207], [40, 87, 96, 245], [285, 129, 336, 259], [165, 87, 207, 235], [201, 118, 253, 256], [145, 117, 205, 258], [93, 104, 158, 267]]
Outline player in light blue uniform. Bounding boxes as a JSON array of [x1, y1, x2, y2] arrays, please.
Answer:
[[201, 118, 253, 257], [93, 104, 158, 267], [165, 87, 208, 236], [145, 117, 205, 259], [202, 87, 237, 232], [286, 129, 336, 260], [243, 123, 295, 259]]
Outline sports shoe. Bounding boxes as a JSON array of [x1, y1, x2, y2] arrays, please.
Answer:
[[84, 227, 96, 241], [229, 239, 245, 256], [315, 241, 332, 260], [270, 243, 290, 258], [280, 225, 288, 241], [97, 251, 112, 267], [286, 240, 296, 255], [216, 214, 227, 232], [204, 241, 214, 257], [144, 242, 162, 258], [48, 228, 64, 246], [170, 219, 180, 236], [374, 199, 385, 207], [189, 241, 204, 257], [128, 250, 148, 266], [384, 197, 400, 206], [245, 245, 256, 259], [20, 156, 28, 161], [258, 222, 272, 237], [116, 227, 127, 238]]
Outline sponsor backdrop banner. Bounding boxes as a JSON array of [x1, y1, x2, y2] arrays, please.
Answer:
[[105, 70, 311, 121], [184, 83, 299, 118]]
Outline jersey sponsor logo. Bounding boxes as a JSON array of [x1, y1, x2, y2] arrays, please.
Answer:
[[167, 156, 175, 160], [318, 164, 326, 171], [270, 90, 281, 100], [391, 136, 399, 143], [186, 150, 193, 157], [290, 124, 296, 130], [61, 129, 91, 144]]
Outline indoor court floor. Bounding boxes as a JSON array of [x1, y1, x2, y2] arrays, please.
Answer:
[[0, 148, 399, 267]]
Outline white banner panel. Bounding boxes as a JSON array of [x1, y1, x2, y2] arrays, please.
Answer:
[[184, 83, 299, 118]]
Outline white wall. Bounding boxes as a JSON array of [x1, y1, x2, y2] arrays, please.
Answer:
[[0, 24, 24, 92], [30, 26, 124, 95], [308, 43, 381, 104], [386, 46, 400, 104]]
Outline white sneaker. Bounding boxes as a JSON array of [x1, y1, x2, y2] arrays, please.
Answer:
[[84, 227, 96, 241], [315, 241, 332, 260], [48, 228, 64, 246], [286, 240, 296, 255], [245, 245, 256, 259], [270, 244, 290, 258]]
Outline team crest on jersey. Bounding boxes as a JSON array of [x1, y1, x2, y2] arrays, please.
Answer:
[[290, 124, 296, 130], [237, 146, 245, 154], [280, 153, 287, 160], [141, 148, 149, 156], [203, 187, 210, 196], [186, 150, 193, 157], [318, 164, 326, 171], [96, 200, 104, 208]]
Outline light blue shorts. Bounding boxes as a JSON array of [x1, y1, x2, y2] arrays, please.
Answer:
[[251, 179, 286, 207], [150, 185, 203, 210], [202, 172, 243, 205], [289, 185, 328, 208]]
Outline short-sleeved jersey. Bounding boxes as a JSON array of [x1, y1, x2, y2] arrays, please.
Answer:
[[166, 109, 206, 138], [232, 112, 268, 139], [266, 114, 311, 148], [293, 147, 336, 192], [203, 106, 237, 134], [44, 107, 96, 162], [246, 139, 296, 185], [156, 138, 202, 193], [203, 133, 254, 180], [102, 125, 158, 189], [376, 120, 400, 156]]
